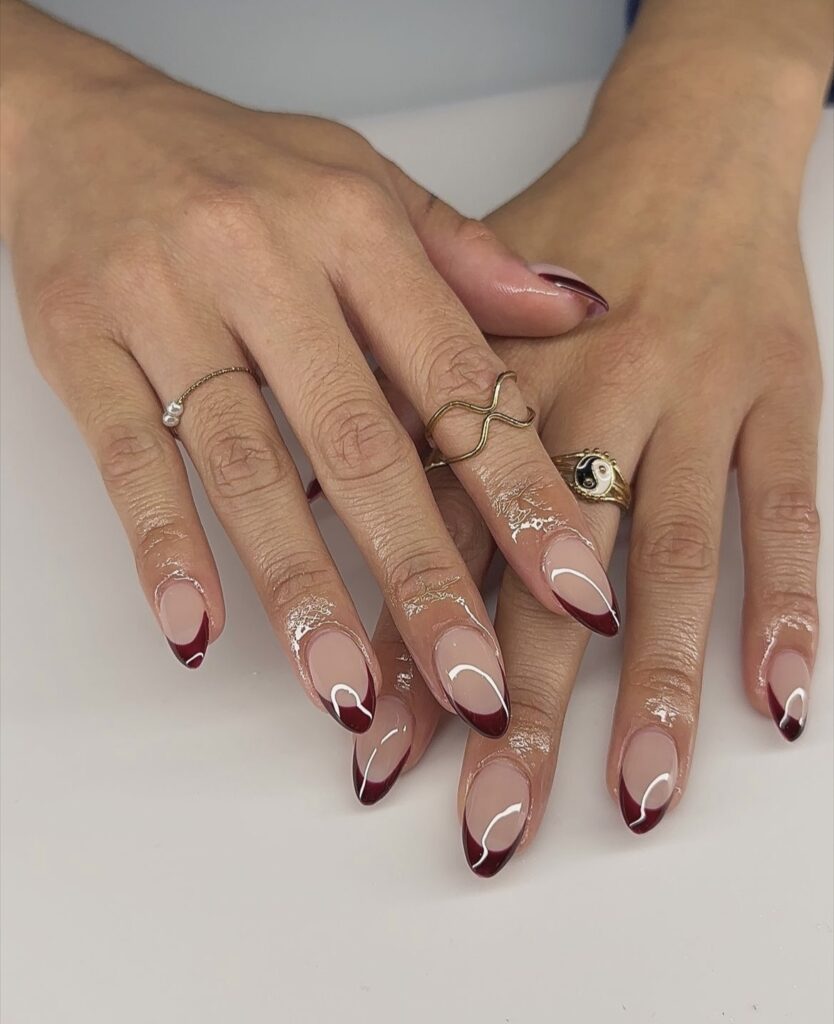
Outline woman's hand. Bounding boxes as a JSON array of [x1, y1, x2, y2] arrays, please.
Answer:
[[0, 1, 614, 735], [350, 5, 829, 872]]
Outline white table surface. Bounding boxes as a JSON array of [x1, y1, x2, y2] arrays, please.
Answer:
[[2, 81, 832, 1024]]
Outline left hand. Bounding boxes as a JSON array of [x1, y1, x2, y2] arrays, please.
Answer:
[[347, 93, 823, 872]]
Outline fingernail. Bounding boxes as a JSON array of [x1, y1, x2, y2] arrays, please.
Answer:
[[158, 580, 209, 668], [462, 760, 530, 878], [307, 628, 375, 733], [352, 695, 414, 805], [543, 536, 619, 636], [528, 262, 609, 319], [618, 728, 678, 835], [434, 626, 510, 737], [766, 650, 810, 742], [306, 477, 322, 502]]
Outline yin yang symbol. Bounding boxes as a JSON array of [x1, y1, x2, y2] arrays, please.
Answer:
[[574, 454, 614, 497]]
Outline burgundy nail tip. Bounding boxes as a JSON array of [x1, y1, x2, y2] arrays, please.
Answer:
[[305, 477, 322, 502], [168, 612, 209, 669], [766, 685, 805, 742], [450, 699, 510, 739], [462, 820, 521, 878], [322, 673, 376, 734], [537, 272, 609, 315], [352, 749, 410, 806], [554, 594, 620, 637], [618, 777, 670, 835]]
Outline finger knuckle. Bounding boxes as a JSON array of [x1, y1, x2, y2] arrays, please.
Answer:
[[628, 663, 701, 715], [104, 231, 175, 298], [386, 551, 465, 611], [181, 181, 270, 251], [631, 510, 718, 581], [98, 423, 169, 491], [510, 678, 567, 725], [314, 398, 410, 483], [434, 487, 491, 565], [31, 270, 102, 345], [202, 421, 290, 506], [754, 485, 820, 542], [313, 169, 393, 222], [133, 516, 190, 573], [261, 551, 336, 621], [419, 334, 502, 407]]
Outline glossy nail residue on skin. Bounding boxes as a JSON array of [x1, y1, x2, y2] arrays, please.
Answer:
[[306, 628, 375, 733], [434, 626, 510, 737], [462, 760, 531, 878], [528, 262, 609, 319], [352, 695, 414, 805], [158, 579, 209, 668], [543, 535, 620, 636], [618, 728, 678, 835], [766, 650, 810, 742]]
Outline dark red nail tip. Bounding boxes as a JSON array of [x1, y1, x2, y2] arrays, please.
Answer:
[[462, 819, 522, 878], [322, 671, 376, 734], [767, 685, 805, 742], [305, 477, 322, 502], [537, 272, 609, 315], [168, 612, 209, 669], [452, 703, 510, 738], [554, 592, 620, 637], [352, 747, 410, 806], [618, 775, 671, 835]]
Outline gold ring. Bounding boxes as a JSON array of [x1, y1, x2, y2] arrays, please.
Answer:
[[424, 370, 535, 471], [551, 449, 631, 511], [162, 366, 258, 429]]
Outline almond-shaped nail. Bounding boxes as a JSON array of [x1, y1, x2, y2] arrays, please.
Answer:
[[158, 580, 209, 668], [618, 728, 678, 835], [352, 695, 414, 805], [766, 650, 810, 742], [307, 628, 375, 733], [543, 536, 619, 636], [528, 262, 609, 319], [434, 626, 509, 737], [463, 760, 530, 878]]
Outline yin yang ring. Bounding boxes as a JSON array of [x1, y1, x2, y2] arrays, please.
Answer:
[[550, 449, 631, 512]]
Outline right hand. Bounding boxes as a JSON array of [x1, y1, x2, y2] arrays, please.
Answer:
[[1, 3, 615, 736]]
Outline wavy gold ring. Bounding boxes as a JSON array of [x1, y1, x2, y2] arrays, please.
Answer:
[[424, 370, 535, 472], [551, 449, 632, 511]]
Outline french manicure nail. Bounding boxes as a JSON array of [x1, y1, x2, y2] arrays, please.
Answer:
[[766, 650, 810, 742], [543, 536, 619, 636], [352, 695, 414, 805], [463, 760, 530, 878], [158, 580, 209, 669], [618, 728, 678, 835], [528, 262, 609, 319], [307, 628, 375, 733], [434, 626, 510, 737]]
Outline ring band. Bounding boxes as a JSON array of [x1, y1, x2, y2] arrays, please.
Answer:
[[424, 370, 535, 472], [162, 366, 258, 429], [551, 449, 631, 511]]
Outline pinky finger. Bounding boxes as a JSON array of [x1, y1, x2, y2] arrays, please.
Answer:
[[59, 341, 224, 668], [738, 392, 821, 741]]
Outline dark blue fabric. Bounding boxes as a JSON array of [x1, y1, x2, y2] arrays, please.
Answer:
[[625, 0, 833, 103]]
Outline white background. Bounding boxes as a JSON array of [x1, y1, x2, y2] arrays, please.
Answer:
[[1, 29, 832, 1024]]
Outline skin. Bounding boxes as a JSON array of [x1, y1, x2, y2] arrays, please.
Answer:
[[0, 0, 615, 733], [358, 0, 832, 868]]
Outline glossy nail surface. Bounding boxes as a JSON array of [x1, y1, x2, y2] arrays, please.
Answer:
[[352, 696, 414, 805], [307, 628, 375, 733], [619, 728, 678, 835], [158, 580, 209, 668], [544, 536, 619, 636], [529, 262, 609, 319], [766, 650, 810, 742], [463, 761, 530, 878], [434, 626, 509, 737]]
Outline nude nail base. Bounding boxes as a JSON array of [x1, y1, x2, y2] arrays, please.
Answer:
[[352, 748, 410, 805], [167, 612, 209, 669], [319, 671, 376, 734]]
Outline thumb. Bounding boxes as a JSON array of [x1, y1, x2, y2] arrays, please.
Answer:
[[385, 160, 608, 337]]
